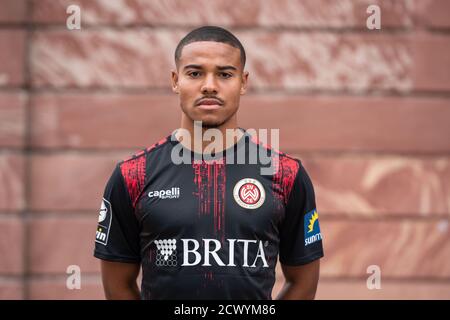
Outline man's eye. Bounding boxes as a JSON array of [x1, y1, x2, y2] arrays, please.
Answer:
[[219, 73, 232, 79], [188, 71, 201, 78]]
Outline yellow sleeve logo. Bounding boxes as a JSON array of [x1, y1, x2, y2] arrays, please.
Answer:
[[304, 209, 322, 246], [307, 210, 319, 233]]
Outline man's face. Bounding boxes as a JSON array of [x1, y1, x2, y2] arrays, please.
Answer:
[[172, 41, 248, 128]]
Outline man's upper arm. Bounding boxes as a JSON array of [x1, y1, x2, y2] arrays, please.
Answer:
[[281, 259, 320, 283], [279, 161, 324, 266], [278, 259, 320, 300], [94, 164, 141, 263], [101, 260, 141, 299], [101, 260, 140, 284]]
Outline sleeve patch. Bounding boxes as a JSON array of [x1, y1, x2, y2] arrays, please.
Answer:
[[304, 209, 322, 246], [95, 198, 112, 246]]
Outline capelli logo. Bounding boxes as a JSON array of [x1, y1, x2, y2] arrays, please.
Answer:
[[148, 187, 180, 199]]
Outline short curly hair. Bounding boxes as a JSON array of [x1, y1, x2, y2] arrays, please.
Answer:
[[174, 25, 246, 68]]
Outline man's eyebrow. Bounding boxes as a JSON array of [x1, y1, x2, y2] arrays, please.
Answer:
[[183, 64, 202, 70], [217, 65, 238, 71], [182, 64, 238, 71]]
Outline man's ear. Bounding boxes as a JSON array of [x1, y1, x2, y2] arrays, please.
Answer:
[[171, 70, 179, 94], [240, 71, 249, 95]]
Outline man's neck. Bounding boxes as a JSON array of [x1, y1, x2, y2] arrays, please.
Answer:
[[176, 117, 244, 154]]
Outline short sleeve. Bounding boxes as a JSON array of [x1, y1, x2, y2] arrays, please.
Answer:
[[279, 161, 324, 265], [93, 164, 141, 263]]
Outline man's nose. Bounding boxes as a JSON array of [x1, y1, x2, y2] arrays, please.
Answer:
[[201, 74, 218, 94]]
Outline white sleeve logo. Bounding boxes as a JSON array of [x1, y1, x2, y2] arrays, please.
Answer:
[[95, 198, 112, 246]]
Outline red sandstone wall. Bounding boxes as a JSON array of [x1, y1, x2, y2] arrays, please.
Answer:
[[0, 0, 449, 299]]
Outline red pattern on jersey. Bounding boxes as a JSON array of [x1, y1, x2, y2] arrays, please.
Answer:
[[272, 155, 299, 210], [120, 137, 168, 208], [193, 159, 226, 243], [120, 155, 146, 209], [249, 132, 299, 210]]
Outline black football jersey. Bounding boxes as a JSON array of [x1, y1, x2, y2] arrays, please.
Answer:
[[94, 128, 324, 299]]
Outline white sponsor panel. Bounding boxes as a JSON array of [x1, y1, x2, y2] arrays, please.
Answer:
[[154, 238, 269, 268]]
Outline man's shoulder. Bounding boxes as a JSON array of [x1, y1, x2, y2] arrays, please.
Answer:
[[247, 132, 301, 173], [113, 135, 172, 206], [118, 135, 171, 167]]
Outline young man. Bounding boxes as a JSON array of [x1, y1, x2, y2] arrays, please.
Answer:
[[93, 26, 324, 300]]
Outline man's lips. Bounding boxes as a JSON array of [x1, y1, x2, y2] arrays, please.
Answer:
[[196, 98, 224, 110]]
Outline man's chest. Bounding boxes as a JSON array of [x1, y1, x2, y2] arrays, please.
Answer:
[[135, 163, 286, 239]]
